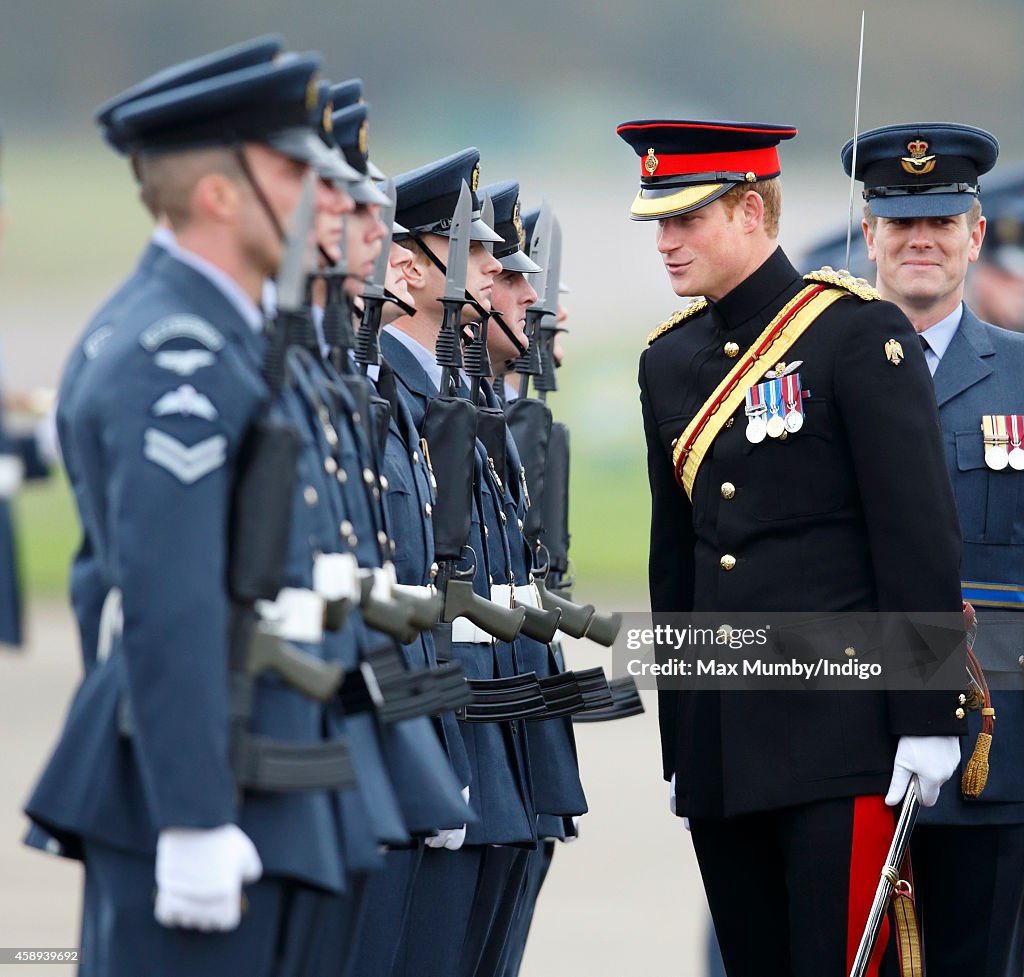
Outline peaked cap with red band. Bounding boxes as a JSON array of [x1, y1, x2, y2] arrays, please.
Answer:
[[616, 119, 798, 220]]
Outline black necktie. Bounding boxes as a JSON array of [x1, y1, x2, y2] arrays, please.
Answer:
[[919, 334, 931, 353]]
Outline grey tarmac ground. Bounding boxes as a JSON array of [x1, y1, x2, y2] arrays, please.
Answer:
[[0, 599, 708, 977]]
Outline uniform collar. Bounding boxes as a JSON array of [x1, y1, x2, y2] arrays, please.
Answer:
[[707, 246, 801, 332], [919, 302, 963, 366], [167, 240, 264, 333], [382, 325, 443, 392]]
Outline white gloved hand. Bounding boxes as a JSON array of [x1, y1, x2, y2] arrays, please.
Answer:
[[0, 455, 25, 498], [425, 786, 470, 851], [885, 735, 961, 808], [669, 773, 677, 816], [155, 824, 263, 931]]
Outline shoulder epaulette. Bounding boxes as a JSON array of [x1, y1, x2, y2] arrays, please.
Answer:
[[803, 266, 880, 302], [647, 298, 709, 345]]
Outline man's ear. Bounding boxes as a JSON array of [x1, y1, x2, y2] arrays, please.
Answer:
[[193, 172, 239, 223], [968, 214, 986, 264], [741, 189, 765, 234], [863, 218, 877, 262], [403, 246, 430, 291]]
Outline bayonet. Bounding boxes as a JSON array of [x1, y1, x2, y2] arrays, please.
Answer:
[[436, 181, 473, 394], [355, 178, 396, 373], [276, 174, 318, 314], [517, 203, 555, 398]]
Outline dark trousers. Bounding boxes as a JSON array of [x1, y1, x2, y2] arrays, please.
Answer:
[[295, 871, 369, 977], [343, 847, 423, 977], [496, 840, 555, 977], [690, 796, 895, 977], [912, 822, 1024, 977], [460, 846, 530, 977], [391, 846, 485, 977], [81, 840, 328, 977]]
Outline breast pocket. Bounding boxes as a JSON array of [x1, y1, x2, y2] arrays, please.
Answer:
[[750, 397, 846, 522], [954, 431, 1024, 543]]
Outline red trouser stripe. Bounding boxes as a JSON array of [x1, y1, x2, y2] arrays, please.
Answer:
[[847, 795, 896, 976]]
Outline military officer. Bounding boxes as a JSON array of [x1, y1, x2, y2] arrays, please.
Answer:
[[24, 50, 368, 977], [618, 118, 967, 975], [379, 149, 543, 977], [965, 164, 1024, 333], [848, 121, 1024, 977], [0, 132, 54, 649]]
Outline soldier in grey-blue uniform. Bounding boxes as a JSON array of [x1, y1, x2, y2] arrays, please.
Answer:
[[24, 50, 366, 977], [848, 121, 1024, 977], [380, 149, 541, 977], [0, 130, 54, 648]]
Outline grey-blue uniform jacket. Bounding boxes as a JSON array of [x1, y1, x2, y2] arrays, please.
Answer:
[[919, 304, 1024, 825], [25, 248, 347, 893]]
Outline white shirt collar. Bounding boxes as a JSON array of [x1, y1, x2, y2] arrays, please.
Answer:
[[150, 225, 176, 251], [165, 240, 264, 334], [383, 325, 442, 391], [920, 303, 963, 376]]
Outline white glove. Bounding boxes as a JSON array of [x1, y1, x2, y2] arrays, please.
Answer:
[[669, 773, 677, 815], [0, 454, 24, 498], [885, 735, 961, 808], [155, 824, 263, 931], [425, 787, 470, 851]]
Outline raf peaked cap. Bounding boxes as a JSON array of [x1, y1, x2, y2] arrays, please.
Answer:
[[110, 54, 328, 167], [481, 181, 541, 273], [843, 122, 999, 218], [393, 148, 502, 243], [306, 81, 361, 183], [616, 119, 797, 220], [329, 103, 389, 205], [329, 79, 383, 179], [96, 35, 284, 155]]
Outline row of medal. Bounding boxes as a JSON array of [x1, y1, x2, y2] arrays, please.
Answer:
[[744, 373, 804, 444], [982, 415, 1024, 471]]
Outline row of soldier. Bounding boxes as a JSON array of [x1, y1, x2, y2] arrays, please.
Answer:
[[20, 36, 642, 977]]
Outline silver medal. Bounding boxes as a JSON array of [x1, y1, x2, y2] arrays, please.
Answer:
[[746, 416, 768, 444], [1009, 446, 1024, 471], [784, 410, 803, 433], [986, 446, 1010, 471]]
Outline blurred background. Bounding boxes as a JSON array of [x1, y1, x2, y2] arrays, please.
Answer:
[[1, 1, 1022, 972]]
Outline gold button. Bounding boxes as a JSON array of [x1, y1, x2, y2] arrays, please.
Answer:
[[424, 503, 432, 517], [671, 437, 678, 449], [324, 457, 338, 475], [725, 417, 735, 429], [380, 476, 389, 491], [745, 171, 756, 182], [720, 554, 736, 571], [304, 486, 318, 506], [959, 693, 967, 705], [955, 707, 966, 720], [845, 647, 856, 658], [724, 342, 740, 358], [720, 482, 736, 500]]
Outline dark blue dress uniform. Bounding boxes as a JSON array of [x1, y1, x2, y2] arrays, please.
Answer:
[[23, 52, 367, 977], [0, 386, 51, 648], [620, 118, 967, 976], [845, 121, 1024, 976]]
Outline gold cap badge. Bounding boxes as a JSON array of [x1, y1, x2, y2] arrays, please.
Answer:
[[900, 139, 937, 176], [305, 76, 319, 111], [358, 119, 369, 156], [513, 198, 525, 250], [322, 104, 333, 134], [645, 148, 659, 175], [885, 338, 905, 366], [471, 160, 480, 193]]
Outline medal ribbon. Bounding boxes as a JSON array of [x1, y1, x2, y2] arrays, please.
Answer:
[[1009, 414, 1023, 448], [766, 379, 782, 419], [672, 283, 846, 497], [783, 374, 803, 418]]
